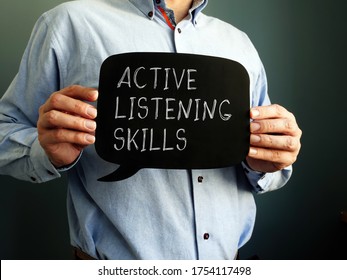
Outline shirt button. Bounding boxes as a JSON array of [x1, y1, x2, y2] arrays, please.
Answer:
[[156, 0, 161, 3], [203, 233, 210, 240], [30, 177, 36, 182], [198, 176, 204, 183], [148, 11, 153, 17], [177, 28, 182, 33]]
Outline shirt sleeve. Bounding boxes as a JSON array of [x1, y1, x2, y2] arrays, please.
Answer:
[[242, 57, 293, 193], [241, 161, 293, 193], [0, 13, 63, 183]]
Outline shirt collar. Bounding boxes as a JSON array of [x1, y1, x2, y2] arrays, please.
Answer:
[[190, 0, 208, 20], [190, 0, 208, 25], [128, 0, 208, 26]]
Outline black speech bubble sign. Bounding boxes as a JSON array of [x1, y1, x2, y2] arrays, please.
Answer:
[[95, 53, 250, 182]]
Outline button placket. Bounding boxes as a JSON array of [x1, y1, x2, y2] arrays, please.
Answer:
[[191, 170, 215, 258]]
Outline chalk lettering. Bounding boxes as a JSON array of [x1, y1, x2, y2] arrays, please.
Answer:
[[219, 99, 232, 121], [151, 97, 163, 120], [150, 67, 161, 89], [177, 99, 193, 120], [163, 128, 174, 151], [166, 98, 175, 120], [194, 99, 201, 121], [176, 128, 187, 151], [172, 68, 186, 89], [116, 66, 198, 90], [114, 96, 126, 119], [141, 128, 148, 152], [133, 67, 146, 89], [129, 97, 136, 120], [149, 128, 161, 151], [127, 128, 139, 150], [114, 128, 125, 150], [114, 96, 233, 122], [187, 69, 197, 90], [113, 128, 187, 152], [117, 66, 131, 88], [202, 99, 217, 121], [164, 68, 170, 90], [138, 97, 149, 119]]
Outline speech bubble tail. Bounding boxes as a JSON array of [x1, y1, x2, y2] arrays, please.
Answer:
[[97, 166, 141, 182]]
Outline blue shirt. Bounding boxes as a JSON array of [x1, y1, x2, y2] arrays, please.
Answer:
[[0, 0, 292, 259]]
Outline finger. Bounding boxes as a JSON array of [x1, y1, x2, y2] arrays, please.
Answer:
[[250, 133, 300, 152], [248, 146, 297, 167], [250, 118, 299, 136], [39, 128, 95, 146], [38, 109, 96, 132], [250, 104, 293, 120], [40, 94, 97, 119], [245, 156, 283, 173], [40, 86, 98, 118], [60, 85, 98, 102]]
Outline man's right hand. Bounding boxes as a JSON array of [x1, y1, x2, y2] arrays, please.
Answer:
[[37, 85, 98, 168]]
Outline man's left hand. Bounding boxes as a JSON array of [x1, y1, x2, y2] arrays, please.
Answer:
[[246, 104, 302, 173]]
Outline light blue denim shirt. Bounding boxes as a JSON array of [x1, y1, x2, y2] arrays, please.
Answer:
[[0, 0, 292, 259]]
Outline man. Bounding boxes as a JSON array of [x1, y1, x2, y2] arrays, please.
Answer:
[[0, 0, 301, 259]]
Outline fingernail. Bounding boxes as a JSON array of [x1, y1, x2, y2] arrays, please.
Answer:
[[250, 134, 261, 143], [251, 109, 260, 118], [250, 122, 261, 132], [85, 134, 95, 143], [91, 90, 99, 99], [85, 120, 96, 130], [87, 107, 97, 118], [249, 148, 258, 155]]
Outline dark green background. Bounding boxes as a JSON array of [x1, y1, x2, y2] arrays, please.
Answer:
[[1, 0, 346, 259]]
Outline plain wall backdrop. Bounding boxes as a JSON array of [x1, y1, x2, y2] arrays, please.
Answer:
[[1, 0, 346, 259]]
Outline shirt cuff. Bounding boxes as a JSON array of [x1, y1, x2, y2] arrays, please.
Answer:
[[55, 152, 82, 172], [28, 138, 61, 183], [241, 161, 293, 193], [29, 138, 83, 183], [241, 161, 267, 192]]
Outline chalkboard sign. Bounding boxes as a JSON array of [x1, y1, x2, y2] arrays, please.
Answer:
[[95, 53, 250, 181]]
